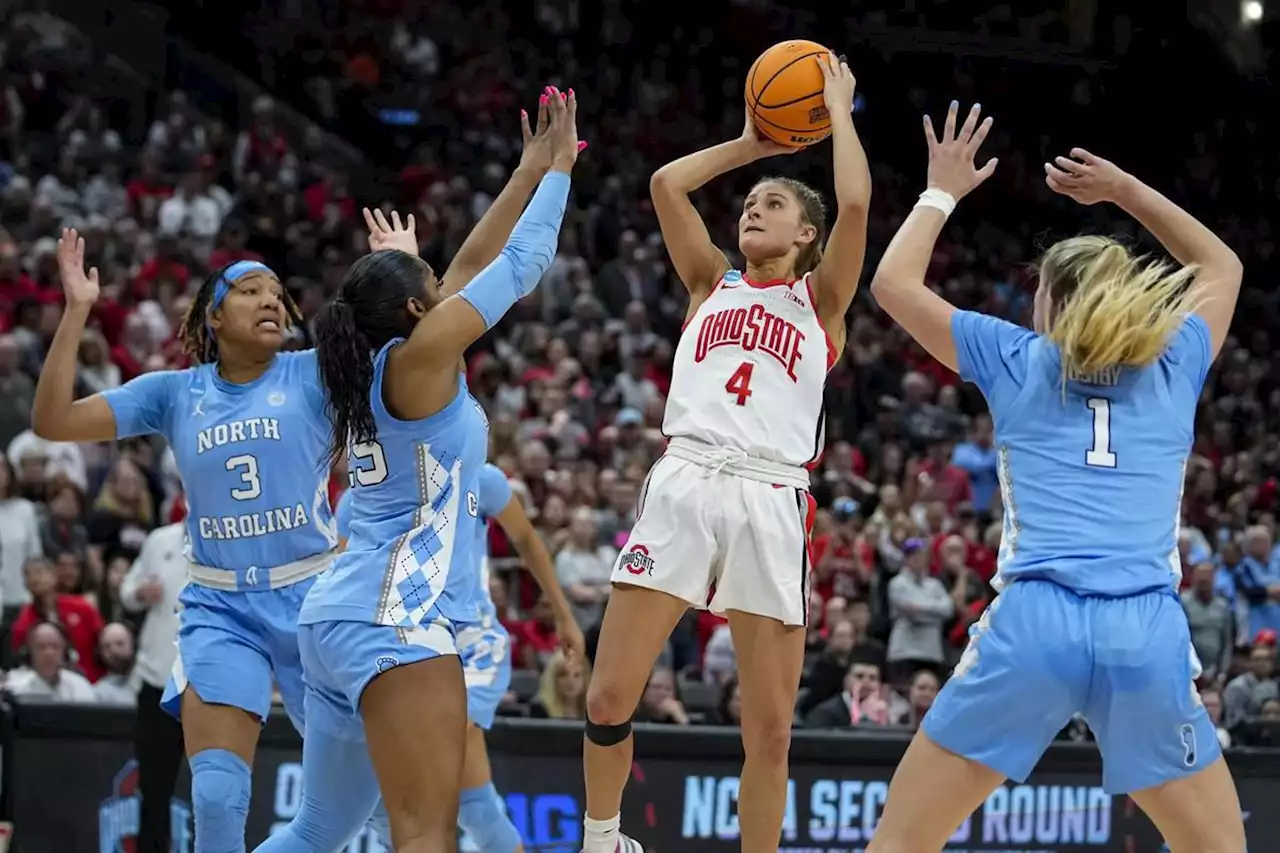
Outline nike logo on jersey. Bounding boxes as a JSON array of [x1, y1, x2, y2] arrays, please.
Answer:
[[695, 302, 805, 381]]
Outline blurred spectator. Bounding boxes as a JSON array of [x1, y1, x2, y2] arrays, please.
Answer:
[[92, 622, 137, 705], [950, 414, 998, 514], [120, 520, 187, 853], [896, 669, 940, 730], [528, 649, 587, 720], [804, 645, 901, 728], [555, 507, 615, 628], [1183, 561, 1235, 682], [0, 454, 42, 609], [714, 676, 742, 727], [886, 538, 954, 684], [7, 620, 95, 702], [1236, 525, 1280, 637], [798, 617, 860, 716], [11, 555, 103, 680], [635, 665, 690, 725], [1201, 686, 1232, 750], [512, 592, 562, 671], [1223, 642, 1278, 730], [702, 620, 736, 684]]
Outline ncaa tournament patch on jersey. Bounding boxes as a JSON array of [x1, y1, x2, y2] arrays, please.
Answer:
[[724, 269, 743, 283]]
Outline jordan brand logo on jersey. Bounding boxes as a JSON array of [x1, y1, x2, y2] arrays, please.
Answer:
[[695, 303, 805, 381], [193, 399, 205, 418]]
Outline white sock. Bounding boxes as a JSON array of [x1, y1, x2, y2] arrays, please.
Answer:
[[583, 814, 621, 853]]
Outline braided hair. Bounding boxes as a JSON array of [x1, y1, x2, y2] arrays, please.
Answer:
[[177, 263, 303, 365]]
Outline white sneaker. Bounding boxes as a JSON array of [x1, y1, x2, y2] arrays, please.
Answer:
[[582, 834, 644, 853]]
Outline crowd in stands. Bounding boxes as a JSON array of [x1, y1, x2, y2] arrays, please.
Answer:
[[0, 1, 1278, 756]]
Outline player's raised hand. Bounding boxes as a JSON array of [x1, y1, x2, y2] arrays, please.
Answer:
[[818, 52, 856, 120], [924, 101, 997, 201], [546, 85, 583, 173], [363, 207, 419, 256], [1044, 149, 1131, 207], [519, 91, 583, 176], [739, 104, 797, 159], [56, 228, 99, 309]]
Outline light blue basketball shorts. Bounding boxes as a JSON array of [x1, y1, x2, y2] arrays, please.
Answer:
[[457, 619, 513, 729], [299, 617, 460, 740], [923, 578, 1220, 794], [162, 578, 316, 732]]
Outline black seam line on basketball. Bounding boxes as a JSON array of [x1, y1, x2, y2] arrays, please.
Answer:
[[760, 88, 827, 110], [753, 49, 828, 104], [747, 55, 765, 107], [752, 110, 833, 135]]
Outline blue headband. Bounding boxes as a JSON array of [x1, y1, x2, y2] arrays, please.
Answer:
[[208, 261, 275, 330]]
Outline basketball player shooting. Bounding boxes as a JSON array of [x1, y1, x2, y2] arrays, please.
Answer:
[[579, 50, 870, 853]]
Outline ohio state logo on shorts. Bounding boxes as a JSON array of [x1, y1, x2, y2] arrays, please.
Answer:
[[619, 544, 655, 575]]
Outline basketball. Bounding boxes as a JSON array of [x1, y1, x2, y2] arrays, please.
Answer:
[[745, 40, 834, 148]]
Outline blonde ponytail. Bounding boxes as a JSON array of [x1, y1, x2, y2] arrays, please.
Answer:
[[1040, 236, 1200, 381]]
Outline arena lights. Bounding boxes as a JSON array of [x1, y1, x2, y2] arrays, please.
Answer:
[[1242, 0, 1264, 24]]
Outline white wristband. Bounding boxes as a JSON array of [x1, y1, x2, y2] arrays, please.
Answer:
[[915, 188, 957, 218]]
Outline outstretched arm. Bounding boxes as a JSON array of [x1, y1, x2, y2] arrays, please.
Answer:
[[494, 495, 586, 664], [397, 90, 579, 372], [650, 108, 793, 302], [871, 102, 997, 372], [1045, 151, 1242, 360], [442, 92, 586, 297], [809, 54, 871, 341]]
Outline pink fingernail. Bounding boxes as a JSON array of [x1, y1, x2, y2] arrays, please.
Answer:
[[568, 88, 576, 97], [539, 94, 548, 105], [521, 109, 528, 117], [560, 92, 567, 102], [577, 141, 588, 152]]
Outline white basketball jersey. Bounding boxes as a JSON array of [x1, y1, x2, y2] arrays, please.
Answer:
[[663, 269, 835, 468]]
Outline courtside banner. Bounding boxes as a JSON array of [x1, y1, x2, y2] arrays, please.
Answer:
[[1, 705, 1273, 852]]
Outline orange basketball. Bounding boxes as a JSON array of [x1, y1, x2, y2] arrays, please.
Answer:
[[745, 40, 833, 149]]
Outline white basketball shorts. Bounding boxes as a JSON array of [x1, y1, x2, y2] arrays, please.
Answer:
[[611, 454, 817, 626]]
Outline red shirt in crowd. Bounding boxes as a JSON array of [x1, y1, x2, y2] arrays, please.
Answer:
[[11, 596, 106, 682], [917, 458, 972, 512]]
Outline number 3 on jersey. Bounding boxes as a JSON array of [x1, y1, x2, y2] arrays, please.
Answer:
[[1086, 397, 1117, 468], [725, 362, 755, 406]]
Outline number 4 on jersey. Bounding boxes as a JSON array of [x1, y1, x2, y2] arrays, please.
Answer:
[[725, 362, 755, 406]]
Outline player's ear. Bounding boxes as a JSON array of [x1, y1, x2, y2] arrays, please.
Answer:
[[406, 296, 427, 319], [798, 222, 817, 246]]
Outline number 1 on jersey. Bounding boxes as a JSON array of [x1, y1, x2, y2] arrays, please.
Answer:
[[725, 362, 755, 406], [1085, 397, 1117, 468]]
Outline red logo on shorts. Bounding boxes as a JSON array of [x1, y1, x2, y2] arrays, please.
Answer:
[[620, 544, 655, 575]]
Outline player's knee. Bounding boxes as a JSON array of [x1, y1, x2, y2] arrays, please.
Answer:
[[459, 784, 522, 853], [189, 749, 251, 851], [740, 710, 793, 766], [585, 678, 634, 725]]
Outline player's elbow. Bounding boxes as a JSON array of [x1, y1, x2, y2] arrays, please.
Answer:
[[31, 407, 65, 442]]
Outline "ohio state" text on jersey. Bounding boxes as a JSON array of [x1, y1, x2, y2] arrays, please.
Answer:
[[693, 303, 805, 381]]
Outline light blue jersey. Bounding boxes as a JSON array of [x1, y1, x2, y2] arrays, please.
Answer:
[[301, 339, 488, 632], [953, 310, 1211, 596], [924, 311, 1219, 796], [332, 458, 512, 731], [102, 350, 337, 582], [336, 461, 509, 622], [473, 463, 512, 622], [100, 349, 337, 727]]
